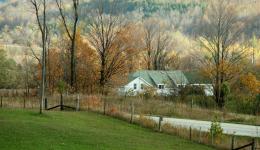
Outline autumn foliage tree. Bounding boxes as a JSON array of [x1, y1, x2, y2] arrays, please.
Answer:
[[44, 31, 99, 94], [88, 0, 134, 94], [240, 73, 260, 95], [76, 32, 99, 93], [198, 0, 247, 108], [46, 48, 64, 94]]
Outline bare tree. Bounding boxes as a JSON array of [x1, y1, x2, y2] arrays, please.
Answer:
[[30, 0, 48, 114], [142, 19, 171, 70], [198, 0, 247, 108], [143, 21, 156, 70], [56, 0, 79, 90], [88, 0, 128, 94], [153, 28, 170, 70]]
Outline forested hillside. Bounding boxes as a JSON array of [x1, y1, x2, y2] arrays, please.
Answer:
[[0, 0, 259, 96]]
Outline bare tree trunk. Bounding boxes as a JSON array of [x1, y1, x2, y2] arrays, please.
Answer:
[[56, 0, 79, 90], [31, 0, 48, 114]]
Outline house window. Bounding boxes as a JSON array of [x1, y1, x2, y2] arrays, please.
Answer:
[[141, 84, 144, 90], [134, 84, 137, 90], [158, 84, 165, 90]]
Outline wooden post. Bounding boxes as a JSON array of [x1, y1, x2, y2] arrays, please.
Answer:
[[252, 138, 255, 150], [199, 127, 202, 143], [44, 98, 47, 110], [231, 135, 235, 150], [159, 116, 163, 132], [60, 93, 64, 111], [211, 128, 214, 146], [76, 94, 80, 111], [189, 126, 192, 140], [130, 101, 134, 124], [103, 98, 106, 115], [0, 96, 2, 108], [23, 96, 26, 109]]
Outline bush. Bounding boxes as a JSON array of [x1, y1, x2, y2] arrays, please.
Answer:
[[137, 115, 157, 129], [177, 95, 216, 109], [221, 82, 230, 98], [191, 95, 216, 108], [225, 94, 258, 115], [139, 87, 156, 100], [210, 116, 223, 144], [179, 85, 205, 100]]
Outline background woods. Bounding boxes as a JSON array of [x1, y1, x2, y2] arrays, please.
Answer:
[[0, 1, 260, 150], [0, 0, 259, 111]]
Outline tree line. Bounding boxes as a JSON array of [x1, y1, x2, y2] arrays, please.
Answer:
[[0, 0, 259, 113]]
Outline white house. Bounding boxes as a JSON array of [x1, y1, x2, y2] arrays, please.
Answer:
[[119, 70, 189, 96], [119, 70, 214, 96]]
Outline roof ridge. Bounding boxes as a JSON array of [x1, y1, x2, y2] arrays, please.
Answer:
[[166, 71, 177, 86], [147, 71, 157, 86]]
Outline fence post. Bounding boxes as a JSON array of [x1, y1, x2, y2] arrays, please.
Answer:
[[1, 96, 2, 108], [60, 94, 64, 111], [130, 101, 134, 124], [211, 128, 214, 146], [199, 127, 202, 143], [158, 116, 163, 132], [103, 98, 106, 115], [76, 94, 80, 111], [252, 138, 255, 150], [189, 126, 192, 140], [231, 135, 235, 150], [23, 96, 26, 109], [44, 98, 48, 110]]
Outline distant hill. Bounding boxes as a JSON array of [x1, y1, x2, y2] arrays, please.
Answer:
[[82, 0, 207, 17]]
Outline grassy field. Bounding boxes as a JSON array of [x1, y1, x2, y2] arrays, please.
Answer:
[[0, 109, 214, 150]]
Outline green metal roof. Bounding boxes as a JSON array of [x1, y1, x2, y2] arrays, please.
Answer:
[[183, 71, 211, 84], [128, 70, 189, 88]]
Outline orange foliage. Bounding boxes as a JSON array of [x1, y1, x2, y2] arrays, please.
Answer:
[[108, 24, 141, 86], [81, 95, 102, 109], [240, 73, 260, 95], [109, 106, 118, 114], [48, 48, 64, 92], [76, 32, 99, 92], [201, 60, 242, 81]]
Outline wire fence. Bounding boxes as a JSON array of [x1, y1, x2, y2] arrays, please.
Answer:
[[0, 94, 259, 150]]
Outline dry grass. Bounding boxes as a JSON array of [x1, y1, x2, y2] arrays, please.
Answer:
[[161, 123, 259, 150], [1, 94, 259, 149], [1, 95, 259, 125]]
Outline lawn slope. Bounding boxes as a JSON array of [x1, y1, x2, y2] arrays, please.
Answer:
[[0, 109, 214, 150]]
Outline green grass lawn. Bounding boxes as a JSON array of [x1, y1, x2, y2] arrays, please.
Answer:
[[0, 109, 214, 150]]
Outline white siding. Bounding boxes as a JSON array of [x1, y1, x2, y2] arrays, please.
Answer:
[[119, 77, 151, 96], [190, 84, 214, 96]]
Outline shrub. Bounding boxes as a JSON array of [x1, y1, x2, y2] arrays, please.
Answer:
[[178, 85, 205, 101], [109, 106, 118, 114], [210, 116, 223, 144], [137, 115, 157, 129], [178, 95, 216, 109], [141, 87, 157, 100], [221, 82, 230, 98], [225, 94, 259, 115]]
